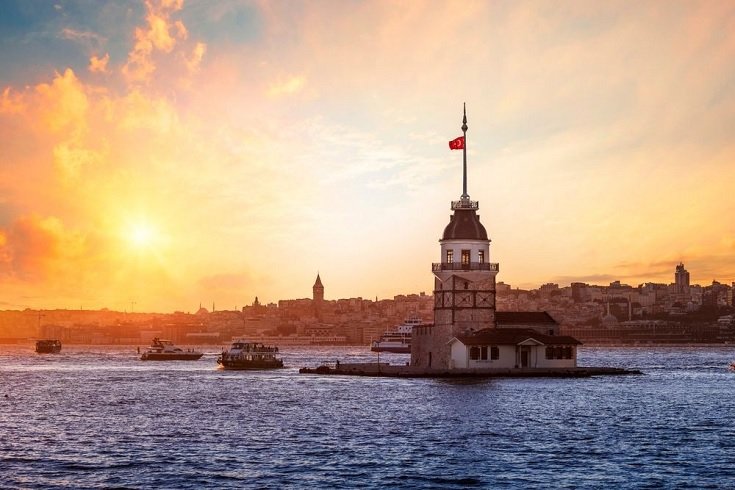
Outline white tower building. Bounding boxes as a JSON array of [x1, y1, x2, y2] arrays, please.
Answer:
[[411, 105, 499, 369]]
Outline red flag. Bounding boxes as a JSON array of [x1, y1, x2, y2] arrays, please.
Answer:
[[448, 136, 465, 150]]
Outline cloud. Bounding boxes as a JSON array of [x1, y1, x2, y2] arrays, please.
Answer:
[[0, 88, 24, 115], [184, 42, 206, 73], [122, 0, 189, 84], [60, 28, 106, 51], [267, 75, 306, 97], [34, 68, 89, 134], [0, 215, 85, 281], [89, 53, 110, 73]]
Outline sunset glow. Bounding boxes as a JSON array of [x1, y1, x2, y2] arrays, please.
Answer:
[[1, 1, 734, 312], [127, 223, 156, 249]]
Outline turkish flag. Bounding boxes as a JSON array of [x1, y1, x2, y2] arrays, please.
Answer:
[[448, 136, 465, 150]]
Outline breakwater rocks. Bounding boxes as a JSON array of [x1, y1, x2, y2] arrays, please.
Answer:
[[299, 362, 642, 378]]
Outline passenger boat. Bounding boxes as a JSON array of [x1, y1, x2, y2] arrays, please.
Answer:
[[370, 316, 424, 353], [35, 339, 62, 354], [217, 340, 284, 370], [140, 338, 203, 361]]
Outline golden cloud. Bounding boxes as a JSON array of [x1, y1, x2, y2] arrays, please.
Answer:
[[89, 53, 110, 73], [34, 68, 89, 134], [122, 0, 190, 84], [185, 42, 207, 73], [0, 215, 86, 281], [0, 88, 24, 115], [267, 75, 307, 97]]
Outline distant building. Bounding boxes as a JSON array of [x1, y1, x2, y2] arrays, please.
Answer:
[[313, 274, 324, 303], [674, 263, 691, 303]]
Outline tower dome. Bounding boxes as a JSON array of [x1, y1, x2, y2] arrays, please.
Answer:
[[442, 208, 488, 241]]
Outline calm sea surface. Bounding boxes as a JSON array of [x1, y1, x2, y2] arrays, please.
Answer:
[[1, 345, 735, 489]]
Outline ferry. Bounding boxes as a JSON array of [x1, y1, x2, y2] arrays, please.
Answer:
[[217, 340, 284, 370], [35, 339, 62, 354], [140, 338, 203, 361], [370, 316, 424, 353]]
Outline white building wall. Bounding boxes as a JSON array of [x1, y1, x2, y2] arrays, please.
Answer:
[[449, 342, 577, 369], [440, 239, 490, 264], [450, 342, 467, 369]]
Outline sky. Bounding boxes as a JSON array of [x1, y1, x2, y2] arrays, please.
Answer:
[[1, 0, 734, 312]]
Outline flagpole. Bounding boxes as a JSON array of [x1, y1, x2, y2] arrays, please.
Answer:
[[461, 102, 468, 199]]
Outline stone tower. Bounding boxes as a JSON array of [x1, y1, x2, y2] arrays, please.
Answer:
[[411, 105, 499, 369], [312, 273, 324, 303]]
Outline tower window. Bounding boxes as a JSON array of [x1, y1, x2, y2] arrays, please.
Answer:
[[446, 249, 454, 264], [478, 250, 485, 264], [461, 250, 470, 266]]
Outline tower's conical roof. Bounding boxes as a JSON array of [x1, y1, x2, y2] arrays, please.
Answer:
[[313, 274, 323, 288], [442, 209, 488, 240]]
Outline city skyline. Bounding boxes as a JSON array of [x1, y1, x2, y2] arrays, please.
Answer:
[[1, 1, 735, 311]]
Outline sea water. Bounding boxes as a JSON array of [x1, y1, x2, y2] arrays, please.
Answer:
[[1, 345, 734, 489]]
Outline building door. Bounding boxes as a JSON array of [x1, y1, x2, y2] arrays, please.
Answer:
[[520, 347, 530, 367]]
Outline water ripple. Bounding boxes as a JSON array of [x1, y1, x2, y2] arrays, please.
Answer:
[[1, 345, 735, 488]]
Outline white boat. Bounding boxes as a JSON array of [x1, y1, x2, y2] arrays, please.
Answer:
[[140, 338, 203, 361], [371, 316, 425, 353]]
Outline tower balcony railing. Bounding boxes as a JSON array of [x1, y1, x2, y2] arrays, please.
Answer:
[[432, 262, 499, 272], [451, 199, 479, 210]]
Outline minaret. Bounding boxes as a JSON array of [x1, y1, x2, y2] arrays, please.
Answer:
[[411, 104, 499, 369]]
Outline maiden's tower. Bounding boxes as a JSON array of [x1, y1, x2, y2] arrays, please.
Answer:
[[411, 105, 581, 371], [301, 106, 634, 377]]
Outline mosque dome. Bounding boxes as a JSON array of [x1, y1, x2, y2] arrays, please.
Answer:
[[602, 313, 619, 326]]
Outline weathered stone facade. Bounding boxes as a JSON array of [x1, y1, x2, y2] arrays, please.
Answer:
[[411, 273, 497, 369]]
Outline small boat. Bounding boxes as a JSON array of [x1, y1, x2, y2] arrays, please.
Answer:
[[217, 340, 284, 370], [35, 339, 62, 354], [370, 316, 424, 353], [140, 338, 203, 361]]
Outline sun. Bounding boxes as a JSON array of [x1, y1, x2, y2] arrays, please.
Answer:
[[128, 222, 156, 248]]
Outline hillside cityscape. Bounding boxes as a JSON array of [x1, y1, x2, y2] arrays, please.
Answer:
[[2, 263, 733, 346]]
